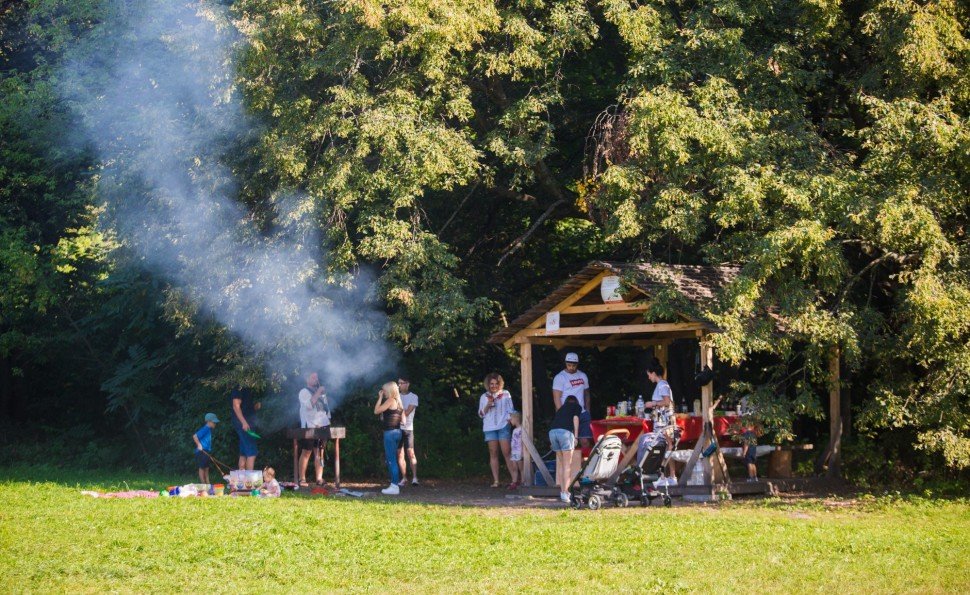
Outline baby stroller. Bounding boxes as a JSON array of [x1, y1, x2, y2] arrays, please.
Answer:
[[619, 426, 683, 507], [569, 430, 629, 510]]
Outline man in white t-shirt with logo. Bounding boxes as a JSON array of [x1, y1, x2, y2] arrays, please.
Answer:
[[297, 372, 330, 487], [552, 352, 592, 449], [396, 376, 420, 486]]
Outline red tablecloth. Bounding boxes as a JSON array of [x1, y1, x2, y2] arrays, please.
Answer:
[[591, 415, 739, 446]]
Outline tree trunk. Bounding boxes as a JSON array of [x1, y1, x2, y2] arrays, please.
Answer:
[[0, 354, 11, 420]]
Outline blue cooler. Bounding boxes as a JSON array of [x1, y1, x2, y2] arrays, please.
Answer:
[[533, 460, 557, 486]]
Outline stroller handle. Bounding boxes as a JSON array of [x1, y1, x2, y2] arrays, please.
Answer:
[[605, 428, 631, 440]]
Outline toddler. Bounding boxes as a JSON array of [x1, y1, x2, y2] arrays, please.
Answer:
[[260, 467, 281, 498], [191, 413, 219, 483], [508, 411, 523, 489]]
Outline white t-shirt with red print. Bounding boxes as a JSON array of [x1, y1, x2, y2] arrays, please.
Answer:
[[552, 369, 590, 412]]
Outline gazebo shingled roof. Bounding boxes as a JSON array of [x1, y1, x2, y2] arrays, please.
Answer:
[[488, 260, 741, 346]]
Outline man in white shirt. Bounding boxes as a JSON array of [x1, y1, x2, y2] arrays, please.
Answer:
[[396, 376, 419, 486], [297, 372, 330, 486], [552, 352, 592, 449]]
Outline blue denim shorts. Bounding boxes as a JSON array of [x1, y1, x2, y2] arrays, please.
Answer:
[[484, 422, 512, 442], [549, 428, 576, 452]]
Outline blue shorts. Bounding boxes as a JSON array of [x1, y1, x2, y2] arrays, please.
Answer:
[[578, 411, 593, 439], [234, 423, 258, 457], [743, 432, 758, 464], [484, 423, 512, 443], [194, 450, 210, 469], [549, 428, 576, 452]]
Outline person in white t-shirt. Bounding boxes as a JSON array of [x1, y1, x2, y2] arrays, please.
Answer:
[[552, 352, 592, 448], [646, 362, 676, 482], [396, 376, 420, 486], [297, 372, 330, 487], [645, 363, 674, 428], [479, 372, 516, 488]]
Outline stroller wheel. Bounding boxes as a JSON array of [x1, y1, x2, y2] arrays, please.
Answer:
[[570, 494, 583, 510], [663, 495, 672, 507], [587, 494, 602, 511], [613, 492, 629, 508]]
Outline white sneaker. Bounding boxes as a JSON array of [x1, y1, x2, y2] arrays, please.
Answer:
[[411, 478, 419, 486], [398, 479, 407, 487], [381, 483, 400, 495], [560, 492, 571, 503]]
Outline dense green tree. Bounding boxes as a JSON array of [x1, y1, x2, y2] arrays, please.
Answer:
[[1, 0, 965, 480]]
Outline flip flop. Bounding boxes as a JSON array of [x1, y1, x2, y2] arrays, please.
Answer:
[[490, 482, 500, 488], [299, 480, 309, 488]]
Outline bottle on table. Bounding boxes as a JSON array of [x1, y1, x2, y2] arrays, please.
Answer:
[[635, 395, 645, 419]]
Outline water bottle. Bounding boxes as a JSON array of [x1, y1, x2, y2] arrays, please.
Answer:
[[635, 395, 645, 419]]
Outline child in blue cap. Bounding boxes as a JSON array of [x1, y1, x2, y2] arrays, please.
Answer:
[[192, 413, 220, 483]]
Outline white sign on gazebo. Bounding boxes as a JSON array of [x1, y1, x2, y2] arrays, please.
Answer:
[[600, 275, 624, 303]]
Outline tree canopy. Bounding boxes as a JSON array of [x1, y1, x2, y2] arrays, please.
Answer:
[[0, 0, 966, 479]]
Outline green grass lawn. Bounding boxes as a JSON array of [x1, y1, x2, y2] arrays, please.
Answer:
[[1, 468, 968, 593]]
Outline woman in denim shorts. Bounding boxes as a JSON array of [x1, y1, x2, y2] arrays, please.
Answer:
[[478, 373, 515, 488], [549, 395, 582, 503]]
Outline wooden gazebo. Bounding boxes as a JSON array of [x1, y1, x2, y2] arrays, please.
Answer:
[[487, 261, 844, 496]]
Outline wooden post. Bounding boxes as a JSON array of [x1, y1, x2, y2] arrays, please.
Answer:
[[699, 335, 715, 484], [827, 345, 842, 478], [520, 341, 534, 486]]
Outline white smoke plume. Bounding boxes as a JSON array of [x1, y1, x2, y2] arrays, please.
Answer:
[[57, 0, 392, 409]]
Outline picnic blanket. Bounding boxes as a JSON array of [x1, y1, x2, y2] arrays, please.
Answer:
[[81, 490, 159, 499]]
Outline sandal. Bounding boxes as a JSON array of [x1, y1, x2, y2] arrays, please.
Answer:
[[507, 482, 519, 490], [490, 482, 500, 488], [299, 480, 310, 488]]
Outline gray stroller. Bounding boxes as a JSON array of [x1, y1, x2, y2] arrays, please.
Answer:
[[569, 431, 629, 510]]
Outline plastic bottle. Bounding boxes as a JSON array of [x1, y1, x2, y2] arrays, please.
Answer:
[[635, 395, 645, 419]]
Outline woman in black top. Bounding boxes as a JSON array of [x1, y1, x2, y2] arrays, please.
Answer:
[[374, 381, 404, 495], [549, 395, 582, 503]]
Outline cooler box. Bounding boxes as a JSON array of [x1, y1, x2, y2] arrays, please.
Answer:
[[533, 460, 557, 487]]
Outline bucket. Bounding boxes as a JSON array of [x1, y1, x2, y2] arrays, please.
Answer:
[[533, 460, 557, 487], [212, 483, 225, 496]]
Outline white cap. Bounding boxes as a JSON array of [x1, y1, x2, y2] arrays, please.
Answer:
[[564, 352, 579, 363]]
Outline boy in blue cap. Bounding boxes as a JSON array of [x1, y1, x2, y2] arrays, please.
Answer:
[[192, 413, 220, 483]]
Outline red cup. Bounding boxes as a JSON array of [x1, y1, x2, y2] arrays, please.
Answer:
[[607, 405, 616, 417]]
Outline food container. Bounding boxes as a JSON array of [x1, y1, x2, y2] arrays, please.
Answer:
[[212, 483, 225, 496], [229, 470, 263, 491]]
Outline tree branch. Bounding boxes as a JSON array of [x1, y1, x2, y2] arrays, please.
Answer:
[[437, 181, 480, 235], [496, 199, 566, 267]]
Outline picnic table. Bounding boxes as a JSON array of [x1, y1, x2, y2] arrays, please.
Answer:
[[591, 414, 740, 446]]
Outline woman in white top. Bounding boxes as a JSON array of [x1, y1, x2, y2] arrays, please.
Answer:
[[478, 372, 516, 488]]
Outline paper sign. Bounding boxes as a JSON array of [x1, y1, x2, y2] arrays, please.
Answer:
[[546, 311, 560, 334], [600, 275, 624, 303]]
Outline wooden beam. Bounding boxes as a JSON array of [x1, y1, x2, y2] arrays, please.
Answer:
[[826, 345, 842, 478], [516, 322, 707, 341], [560, 302, 648, 315], [526, 338, 681, 349], [520, 342, 534, 486], [504, 271, 611, 347], [520, 427, 554, 487], [699, 335, 715, 484], [581, 312, 613, 327]]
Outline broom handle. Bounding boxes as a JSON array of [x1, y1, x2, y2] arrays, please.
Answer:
[[205, 451, 230, 476]]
